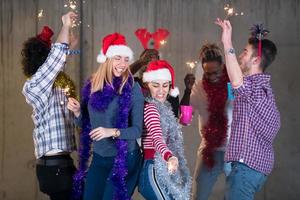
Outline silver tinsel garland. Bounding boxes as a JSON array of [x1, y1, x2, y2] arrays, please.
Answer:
[[145, 97, 192, 200]]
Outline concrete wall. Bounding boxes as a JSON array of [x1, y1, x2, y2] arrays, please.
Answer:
[[0, 0, 299, 199]]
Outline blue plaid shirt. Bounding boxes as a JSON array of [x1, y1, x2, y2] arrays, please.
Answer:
[[22, 43, 76, 159]]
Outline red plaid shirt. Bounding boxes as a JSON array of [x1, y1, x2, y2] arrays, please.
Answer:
[[225, 73, 281, 175]]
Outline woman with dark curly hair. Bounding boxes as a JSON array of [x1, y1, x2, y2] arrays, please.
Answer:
[[180, 43, 233, 200], [21, 12, 78, 200], [21, 32, 51, 78]]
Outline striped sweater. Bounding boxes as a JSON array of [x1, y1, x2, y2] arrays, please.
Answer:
[[142, 103, 173, 161]]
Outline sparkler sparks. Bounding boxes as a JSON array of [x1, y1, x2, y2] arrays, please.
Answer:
[[37, 9, 44, 20], [160, 40, 167, 45], [186, 61, 198, 73], [64, 0, 81, 27], [64, 86, 71, 97], [224, 4, 244, 19]]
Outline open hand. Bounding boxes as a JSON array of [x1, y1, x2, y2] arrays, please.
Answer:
[[215, 18, 233, 46]]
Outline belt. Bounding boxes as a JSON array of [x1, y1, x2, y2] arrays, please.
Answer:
[[36, 156, 74, 167]]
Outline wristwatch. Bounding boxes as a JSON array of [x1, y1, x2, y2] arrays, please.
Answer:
[[227, 48, 235, 55], [112, 129, 120, 139]]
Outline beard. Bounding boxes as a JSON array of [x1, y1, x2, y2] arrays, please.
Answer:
[[240, 61, 252, 75]]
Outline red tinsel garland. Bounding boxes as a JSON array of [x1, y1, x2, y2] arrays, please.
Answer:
[[201, 69, 229, 168]]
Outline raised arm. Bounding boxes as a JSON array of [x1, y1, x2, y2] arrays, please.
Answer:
[[180, 73, 195, 105], [22, 12, 77, 108], [215, 18, 243, 88], [56, 12, 77, 44], [130, 49, 159, 75]]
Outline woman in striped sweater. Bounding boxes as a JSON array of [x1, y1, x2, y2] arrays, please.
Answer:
[[138, 60, 192, 200]]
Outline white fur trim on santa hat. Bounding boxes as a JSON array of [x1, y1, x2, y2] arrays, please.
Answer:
[[97, 50, 107, 63], [169, 86, 180, 97], [97, 45, 134, 63], [143, 68, 172, 83]]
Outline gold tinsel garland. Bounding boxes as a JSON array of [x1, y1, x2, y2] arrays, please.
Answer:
[[54, 71, 77, 99]]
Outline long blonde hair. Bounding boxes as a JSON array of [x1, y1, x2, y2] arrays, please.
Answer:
[[91, 58, 132, 94]]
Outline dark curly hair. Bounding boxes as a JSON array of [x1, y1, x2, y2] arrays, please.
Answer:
[[199, 43, 223, 64], [21, 37, 51, 78]]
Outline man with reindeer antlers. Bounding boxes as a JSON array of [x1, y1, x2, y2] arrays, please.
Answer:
[[131, 28, 180, 117]]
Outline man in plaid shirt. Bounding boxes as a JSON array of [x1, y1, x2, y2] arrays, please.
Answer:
[[22, 12, 77, 200], [215, 19, 281, 200]]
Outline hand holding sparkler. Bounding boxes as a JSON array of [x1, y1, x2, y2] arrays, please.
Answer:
[[62, 11, 77, 28], [67, 97, 81, 117], [64, 0, 82, 28], [56, 12, 77, 44], [215, 18, 233, 47], [215, 18, 243, 88], [167, 156, 179, 174], [62, 12, 77, 44]]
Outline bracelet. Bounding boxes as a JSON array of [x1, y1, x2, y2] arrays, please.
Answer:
[[67, 49, 81, 55]]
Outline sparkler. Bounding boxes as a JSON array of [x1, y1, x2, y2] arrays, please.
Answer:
[[160, 40, 167, 45], [64, 86, 71, 97], [224, 4, 244, 19], [64, 0, 81, 28], [186, 61, 198, 73], [37, 9, 44, 21]]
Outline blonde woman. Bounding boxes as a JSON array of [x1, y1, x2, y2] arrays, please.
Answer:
[[68, 33, 144, 200]]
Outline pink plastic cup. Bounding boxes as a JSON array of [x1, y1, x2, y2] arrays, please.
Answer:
[[179, 105, 193, 125]]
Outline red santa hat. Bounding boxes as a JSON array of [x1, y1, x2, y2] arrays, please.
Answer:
[[97, 32, 134, 63], [37, 26, 54, 48], [143, 60, 180, 97]]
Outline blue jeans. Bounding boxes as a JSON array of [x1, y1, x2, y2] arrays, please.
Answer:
[[225, 162, 267, 200], [83, 149, 142, 200], [193, 151, 226, 200], [138, 159, 174, 200]]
